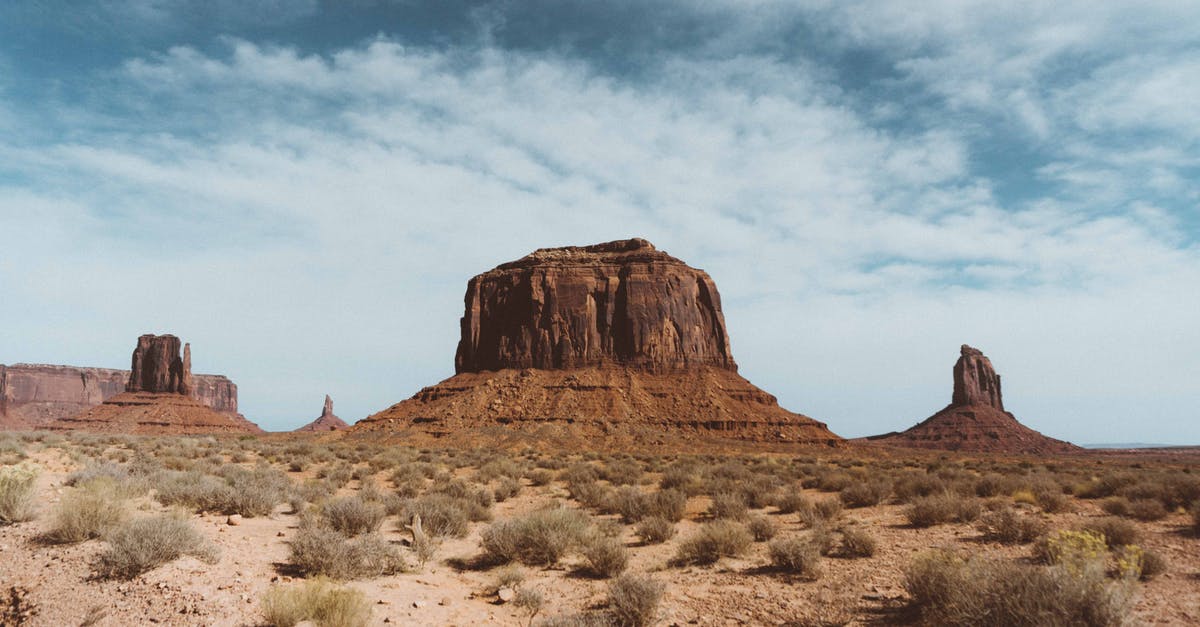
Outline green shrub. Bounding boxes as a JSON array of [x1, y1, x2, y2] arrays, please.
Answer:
[[0, 463, 39, 525], [260, 577, 372, 627], [673, 520, 751, 565], [634, 517, 675, 544], [97, 514, 217, 579], [480, 507, 591, 566], [608, 574, 664, 627], [767, 536, 821, 578]]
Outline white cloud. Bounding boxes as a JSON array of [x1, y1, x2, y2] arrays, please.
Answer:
[[1, 32, 1197, 442]]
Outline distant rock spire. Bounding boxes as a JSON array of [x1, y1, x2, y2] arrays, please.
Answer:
[[951, 344, 1003, 410], [323, 394, 334, 417], [126, 334, 191, 395]]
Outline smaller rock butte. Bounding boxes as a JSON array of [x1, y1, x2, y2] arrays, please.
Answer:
[[52, 334, 262, 435], [353, 238, 840, 448], [295, 395, 349, 432], [864, 344, 1079, 454]]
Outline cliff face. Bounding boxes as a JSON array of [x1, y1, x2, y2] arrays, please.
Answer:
[[864, 345, 1079, 455], [127, 334, 192, 395], [356, 238, 840, 447], [0, 363, 241, 430], [455, 238, 735, 373]]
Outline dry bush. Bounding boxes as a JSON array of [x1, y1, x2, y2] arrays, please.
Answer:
[[774, 491, 810, 515], [288, 526, 406, 579], [608, 574, 664, 627], [1101, 497, 1130, 517], [1121, 546, 1167, 581], [767, 536, 822, 578], [42, 478, 128, 544], [839, 480, 890, 508], [673, 520, 752, 565], [839, 525, 877, 558], [602, 459, 643, 486], [260, 577, 371, 627], [634, 516, 675, 544], [893, 473, 946, 503], [976, 508, 1047, 544], [1083, 517, 1139, 548], [582, 536, 629, 578], [1127, 499, 1167, 522], [321, 496, 386, 536], [904, 549, 1132, 627], [646, 489, 687, 522], [659, 466, 702, 496], [797, 497, 842, 527], [401, 494, 472, 538], [747, 514, 779, 542], [493, 477, 523, 502], [707, 491, 749, 520], [480, 507, 591, 566], [526, 469, 554, 487], [0, 463, 38, 525], [611, 486, 649, 523], [427, 479, 493, 521], [905, 493, 980, 528], [97, 514, 217, 579]]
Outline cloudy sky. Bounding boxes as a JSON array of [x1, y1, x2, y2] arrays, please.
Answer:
[[1, 1, 1196, 443]]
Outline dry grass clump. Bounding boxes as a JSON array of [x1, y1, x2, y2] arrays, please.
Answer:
[[904, 493, 981, 527], [797, 497, 842, 527], [480, 507, 591, 566], [904, 548, 1133, 627], [634, 516, 675, 544], [839, 525, 877, 558], [426, 478, 494, 521], [288, 525, 406, 580], [0, 463, 39, 525], [673, 520, 752, 565], [1126, 498, 1167, 521], [707, 491, 749, 520], [401, 494, 472, 538], [976, 507, 1047, 544], [260, 577, 371, 627], [582, 536, 629, 578], [154, 465, 290, 517], [839, 480, 890, 508], [608, 574, 665, 627], [747, 514, 779, 542], [767, 536, 822, 579], [1082, 517, 1139, 548], [601, 459, 643, 486], [97, 514, 217, 579], [41, 478, 128, 544], [321, 496, 386, 536], [493, 477, 523, 502], [526, 469, 554, 487], [610, 487, 686, 524]]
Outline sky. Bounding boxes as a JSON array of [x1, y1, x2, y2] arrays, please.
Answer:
[[0, 1, 1197, 443]]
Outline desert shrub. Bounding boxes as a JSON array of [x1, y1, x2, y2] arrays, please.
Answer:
[[402, 495, 471, 538], [775, 491, 811, 515], [815, 471, 853, 492], [1033, 529, 1109, 571], [1101, 496, 1130, 517], [748, 514, 779, 542], [97, 514, 217, 579], [65, 461, 139, 492], [905, 493, 979, 528], [317, 463, 354, 488], [260, 577, 371, 627], [0, 463, 39, 525], [1115, 545, 1166, 581], [608, 574, 664, 627], [1083, 517, 1139, 548], [569, 481, 612, 510], [1127, 498, 1167, 522], [1035, 487, 1071, 514], [42, 478, 128, 544], [840, 480, 890, 508], [839, 526, 877, 558], [707, 491, 748, 520], [476, 458, 525, 483], [893, 473, 946, 503], [582, 536, 629, 578], [321, 496, 386, 536], [526, 469, 554, 487], [904, 548, 1132, 627], [798, 498, 842, 527], [288, 526, 405, 579], [767, 536, 822, 578], [602, 459, 643, 486], [646, 489, 687, 522], [561, 463, 601, 486], [1075, 473, 1136, 500], [634, 517, 675, 544], [480, 507, 591, 566], [611, 486, 649, 523], [659, 466, 702, 496], [976, 508, 1047, 544], [493, 477, 523, 502], [673, 520, 752, 565]]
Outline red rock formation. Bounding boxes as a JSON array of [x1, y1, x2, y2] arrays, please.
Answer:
[[0, 364, 242, 430], [295, 395, 350, 432], [863, 345, 1079, 454], [354, 239, 840, 447], [45, 335, 262, 434]]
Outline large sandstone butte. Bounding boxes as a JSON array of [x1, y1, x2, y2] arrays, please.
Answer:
[[353, 239, 839, 447], [864, 345, 1079, 454], [295, 395, 350, 432], [0, 363, 241, 431], [50, 334, 263, 434]]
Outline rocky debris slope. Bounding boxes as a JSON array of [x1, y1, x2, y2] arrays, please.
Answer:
[[0, 363, 242, 430], [863, 345, 1079, 454], [294, 395, 349, 432], [353, 239, 839, 446], [48, 334, 262, 435]]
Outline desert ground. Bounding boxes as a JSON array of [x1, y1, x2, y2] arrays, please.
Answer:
[[1, 432, 1198, 626]]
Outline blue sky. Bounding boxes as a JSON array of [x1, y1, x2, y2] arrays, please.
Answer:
[[1, 1, 1197, 442]]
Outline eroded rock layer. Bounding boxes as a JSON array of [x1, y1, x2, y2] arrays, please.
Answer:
[[0, 363, 242, 430], [864, 345, 1079, 455], [53, 392, 262, 435], [355, 239, 840, 446], [295, 395, 349, 432]]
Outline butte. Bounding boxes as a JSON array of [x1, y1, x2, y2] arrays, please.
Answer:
[[294, 395, 350, 432], [52, 334, 263, 434], [351, 238, 840, 449], [863, 344, 1080, 455]]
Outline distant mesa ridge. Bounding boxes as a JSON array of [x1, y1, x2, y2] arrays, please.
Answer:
[[864, 344, 1080, 454], [354, 238, 840, 446]]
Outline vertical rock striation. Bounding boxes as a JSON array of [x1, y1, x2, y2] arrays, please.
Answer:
[[127, 334, 190, 395]]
